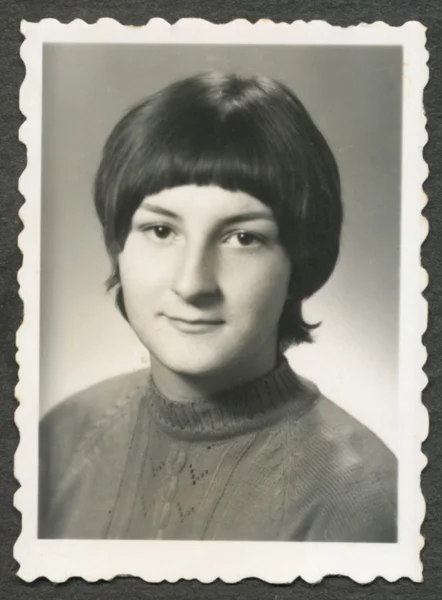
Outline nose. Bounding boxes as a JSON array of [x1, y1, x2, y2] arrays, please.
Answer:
[[171, 242, 220, 304]]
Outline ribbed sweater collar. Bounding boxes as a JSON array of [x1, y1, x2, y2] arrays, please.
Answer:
[[146, 357, 316, 441]]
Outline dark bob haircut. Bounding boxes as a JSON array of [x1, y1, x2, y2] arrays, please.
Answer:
[[94, 71, 343, 348]]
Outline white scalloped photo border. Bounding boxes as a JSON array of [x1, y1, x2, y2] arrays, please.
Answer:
[[14, 18, 429, 584]]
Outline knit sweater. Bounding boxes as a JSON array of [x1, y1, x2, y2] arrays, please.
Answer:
[[39, 358, 397, 541]]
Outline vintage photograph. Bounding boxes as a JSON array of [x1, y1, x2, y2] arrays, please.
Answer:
[[15, 19, 428, 582]]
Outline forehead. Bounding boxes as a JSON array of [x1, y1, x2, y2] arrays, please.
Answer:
[[138, 184, 275, 220]]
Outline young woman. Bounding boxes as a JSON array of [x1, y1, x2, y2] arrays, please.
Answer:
[[39, 71, 397, 542]]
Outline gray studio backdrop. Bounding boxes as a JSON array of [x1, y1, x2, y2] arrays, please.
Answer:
[[40, 43, 401, 450]]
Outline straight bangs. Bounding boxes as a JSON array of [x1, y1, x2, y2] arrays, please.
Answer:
[[95, 97, 308, 260]]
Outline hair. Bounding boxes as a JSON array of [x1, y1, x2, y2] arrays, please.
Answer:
[[94, 71, 343, 349]]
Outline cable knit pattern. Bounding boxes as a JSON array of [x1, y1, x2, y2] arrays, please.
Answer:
[[39, 358, 397, 541]]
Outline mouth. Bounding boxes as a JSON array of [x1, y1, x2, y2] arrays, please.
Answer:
[[165, 315, 224, 333]]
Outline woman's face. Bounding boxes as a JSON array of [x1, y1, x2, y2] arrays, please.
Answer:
[[118, 184, 291, 383]]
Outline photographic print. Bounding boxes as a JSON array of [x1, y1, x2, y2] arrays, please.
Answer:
[[15, 18, 428, 583]]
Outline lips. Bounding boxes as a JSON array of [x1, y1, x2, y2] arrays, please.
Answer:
[[165, 315, 224, 333], [169, 317, 223, 324]]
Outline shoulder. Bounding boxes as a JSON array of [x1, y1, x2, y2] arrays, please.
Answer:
[[282, 378, 397, 541], [39, 370, 150, 536], [287, 375, 396, 471], [41, 369, 149, 429], [40, 369, 149, 463], [307, 392, 397, 477]]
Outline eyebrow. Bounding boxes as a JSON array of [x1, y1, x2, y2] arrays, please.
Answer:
[[139, 203, 182, 220], [139, 202, 275, 225]]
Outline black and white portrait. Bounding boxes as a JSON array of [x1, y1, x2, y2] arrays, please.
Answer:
[[15, 19, 427, 582]]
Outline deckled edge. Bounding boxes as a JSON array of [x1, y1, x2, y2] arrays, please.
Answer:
[[13, 17, 429, 585], [411, 13, 430, 581]]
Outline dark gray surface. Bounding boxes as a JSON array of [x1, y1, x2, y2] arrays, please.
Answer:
[[0, 0, 440, 597]]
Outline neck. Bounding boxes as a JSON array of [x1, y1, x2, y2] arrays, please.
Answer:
[[150, 348, 279, 403], [147, 354, 311, 441]]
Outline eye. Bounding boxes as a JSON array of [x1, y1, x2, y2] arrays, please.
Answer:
[[138, 224, 175, 241], [151, 225, 172, 239], [224, 231, 263, 248]]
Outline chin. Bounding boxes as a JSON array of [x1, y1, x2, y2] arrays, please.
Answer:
[[166, 357, 229, 378], [153, 346, 236, 379]]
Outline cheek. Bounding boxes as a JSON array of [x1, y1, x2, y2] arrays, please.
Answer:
[[223, 253, 291, 322], [118, 238, 170, 302]]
